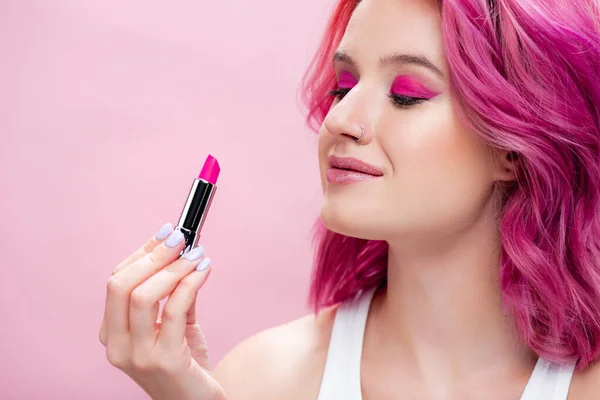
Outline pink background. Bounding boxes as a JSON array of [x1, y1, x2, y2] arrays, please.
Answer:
[[0, 1, 332, 398]]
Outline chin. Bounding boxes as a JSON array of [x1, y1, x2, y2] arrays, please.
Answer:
[[319, 199, 388, 241]]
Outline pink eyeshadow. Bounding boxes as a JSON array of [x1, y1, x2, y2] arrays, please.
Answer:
[[338, 71, 358, 88], [390, 76, 438, 99]]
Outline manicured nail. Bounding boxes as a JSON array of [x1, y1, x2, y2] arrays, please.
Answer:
[[183, 246, 204, 261], [165, 230, 185, 248], [156, 222, 173, 240], [196, 257, 212, 271]]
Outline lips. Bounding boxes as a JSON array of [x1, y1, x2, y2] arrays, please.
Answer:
[[326, 155, 384, 184], [328, 155, 384, 176]]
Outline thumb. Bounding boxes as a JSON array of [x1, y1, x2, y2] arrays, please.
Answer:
[[186, 290, 198, 325], [186, 323, 212, 371], [185, 280, 212, 370]]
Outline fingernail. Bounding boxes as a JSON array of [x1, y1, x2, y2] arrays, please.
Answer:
[[165, 230, 185, 248], [183, 246, 204, 261], [156, 222, 173, 240], [196, 257, 212, 271]]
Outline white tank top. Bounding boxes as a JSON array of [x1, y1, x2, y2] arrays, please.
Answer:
[[317, 287, 577, 400]]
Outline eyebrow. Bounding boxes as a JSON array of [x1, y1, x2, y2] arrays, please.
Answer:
[[333, 50, 446, 79]]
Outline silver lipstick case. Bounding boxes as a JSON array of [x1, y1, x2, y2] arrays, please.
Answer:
[[175, 178, 217, 257]]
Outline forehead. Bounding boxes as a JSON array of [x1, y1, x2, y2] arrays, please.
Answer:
[[338, 0, 447, 74]]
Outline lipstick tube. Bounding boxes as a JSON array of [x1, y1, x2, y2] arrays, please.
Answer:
[[175, 155, 220, 258]]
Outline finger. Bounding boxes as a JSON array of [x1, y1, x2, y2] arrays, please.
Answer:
[[183, 258, 212, 326], [111, 222, 174, 277], [158, 258, 212, 348], [100, 222, 175, 345], [105, 229, 187, 343], [129, 246, 207, 346]]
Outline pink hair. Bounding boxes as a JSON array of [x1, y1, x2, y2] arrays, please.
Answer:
[[298, 0, 600, 370]]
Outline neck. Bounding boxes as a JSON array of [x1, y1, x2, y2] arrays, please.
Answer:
[[373, 200, 537, 383]]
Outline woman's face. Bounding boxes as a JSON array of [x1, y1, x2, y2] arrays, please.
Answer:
[[318, 0, 512, 241]]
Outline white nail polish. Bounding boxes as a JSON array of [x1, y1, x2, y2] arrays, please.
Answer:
[[196, 257, 212, 271], [183, 246, 204, 261]]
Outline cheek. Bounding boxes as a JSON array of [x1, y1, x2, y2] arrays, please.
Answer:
[[382, 106, 492, 217], [317, 128, 331, 191], [383, 106, 474, 167]]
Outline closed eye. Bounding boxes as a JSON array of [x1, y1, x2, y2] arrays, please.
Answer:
[[328, 88, 351, 101], [328, 88, 427, 109]]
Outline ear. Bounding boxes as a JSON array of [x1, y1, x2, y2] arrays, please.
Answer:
[[492, 149, 518, 182]]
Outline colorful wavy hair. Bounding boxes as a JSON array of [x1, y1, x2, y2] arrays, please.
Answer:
[[298, 0, 600, 369]]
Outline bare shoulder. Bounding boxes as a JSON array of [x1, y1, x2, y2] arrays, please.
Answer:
[[212, 304, 338, 400], [570, 358, 600, 399]]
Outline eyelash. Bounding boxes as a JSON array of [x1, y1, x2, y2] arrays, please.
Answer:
[[328, 88, 426, 108]]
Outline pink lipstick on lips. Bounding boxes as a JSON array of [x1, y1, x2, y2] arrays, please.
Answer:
[[175, 154, 220, 257], [327, 155, 384, 184]]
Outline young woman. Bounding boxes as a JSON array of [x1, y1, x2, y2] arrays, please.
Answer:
[[99, 0, 600, 398]]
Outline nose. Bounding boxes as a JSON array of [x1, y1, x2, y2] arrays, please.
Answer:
[[322, 89, 372, 145]]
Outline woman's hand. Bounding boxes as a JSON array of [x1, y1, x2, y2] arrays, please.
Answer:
[[99, 222, 226, 400]]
